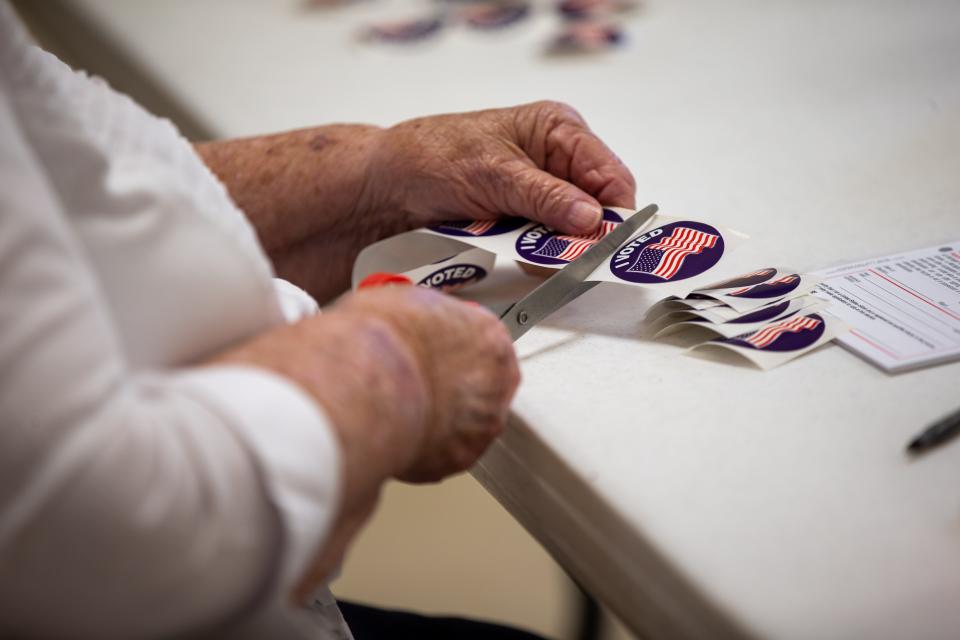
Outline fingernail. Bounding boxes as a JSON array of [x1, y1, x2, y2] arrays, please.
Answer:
[[567, 202, 602, 233]]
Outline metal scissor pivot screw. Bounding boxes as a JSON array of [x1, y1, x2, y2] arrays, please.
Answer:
[[517, 310, 529, 325]]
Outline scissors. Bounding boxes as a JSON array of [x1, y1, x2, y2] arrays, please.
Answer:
[[359, 203, 659, 341]]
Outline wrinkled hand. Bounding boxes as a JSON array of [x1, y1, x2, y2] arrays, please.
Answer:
[[370, 100, 637, 235], [214, 286, 519, 487], [336, 286, 520, 483]]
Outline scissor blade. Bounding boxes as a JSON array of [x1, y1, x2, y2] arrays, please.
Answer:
[[500, 203, 658, 341]]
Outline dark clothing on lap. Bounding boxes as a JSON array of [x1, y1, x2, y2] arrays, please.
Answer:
[[339, 601, 550, 640]]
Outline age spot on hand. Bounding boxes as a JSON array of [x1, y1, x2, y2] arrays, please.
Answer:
[[308, 133, 332, 152]]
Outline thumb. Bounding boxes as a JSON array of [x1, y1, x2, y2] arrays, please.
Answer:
[[502, 165, 603, 235]]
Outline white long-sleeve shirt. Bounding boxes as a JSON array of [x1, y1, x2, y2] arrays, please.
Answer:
[[0, 4, 350, 637]]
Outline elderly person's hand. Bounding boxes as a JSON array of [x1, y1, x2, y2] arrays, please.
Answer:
[[211, 285, 519, 600], [369, 100, 636, 235], [198, 100, 636, 303]]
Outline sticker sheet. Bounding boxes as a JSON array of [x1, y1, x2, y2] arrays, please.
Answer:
[[420, 207, 749, 298], [650, 293, 825, 328], [352, 227, 850, 370], [683, 268, 822, 312], [401, 248, 496, 292], [654, 298, 829, 339], [353, 230, 476, 289], [689, 311, 849, 370], [644, 268, 811, 321], [644, 297, 722, 323], [643, 266, 850, 369]]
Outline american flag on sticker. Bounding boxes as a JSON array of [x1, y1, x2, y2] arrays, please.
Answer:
[[365, 17, 443, 43], [742, 315, 821, 349], [531, 220, 619, 262], [627, 227, 719, 279], [738, 268, 777, 280], [728, 274, 799, 296], [726, 268, 776, 285], [435, 220, 498, 236]]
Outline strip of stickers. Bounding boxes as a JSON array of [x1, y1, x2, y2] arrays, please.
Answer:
[[415, 207, 748, 297], [645, 267, 849, 369], [352, 210, 848, 369], [355, 207, 747, 297]]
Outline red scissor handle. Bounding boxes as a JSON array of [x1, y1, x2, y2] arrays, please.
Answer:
[[357, 272, 414, 289], [357, 271, 482, 309]]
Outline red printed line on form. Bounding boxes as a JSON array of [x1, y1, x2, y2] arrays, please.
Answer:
[[850, 330, 902, 360], [868, 269, 960, 322]]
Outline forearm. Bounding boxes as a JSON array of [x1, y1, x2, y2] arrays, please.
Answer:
[[209, 302, 430, 600], [195, 124, 382, 252], [195, 125, 412, 302]]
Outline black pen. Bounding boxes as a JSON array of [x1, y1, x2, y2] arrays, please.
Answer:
[[906, 406, 960, 455]]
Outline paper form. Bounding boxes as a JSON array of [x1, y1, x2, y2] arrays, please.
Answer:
[[813, 243, 960, 372]]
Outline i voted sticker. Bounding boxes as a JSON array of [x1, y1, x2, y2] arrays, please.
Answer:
[[361, 209, 749, 304], [726, 299, 791, 324], [609, 221, 724, 284], [728, 274, 800, 299], [429, 217, 527, 238], [724, 313, 825, 351], [703, 268, 777, 291], [417, 263, 487, 290], [515, 208, 623, 266]]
